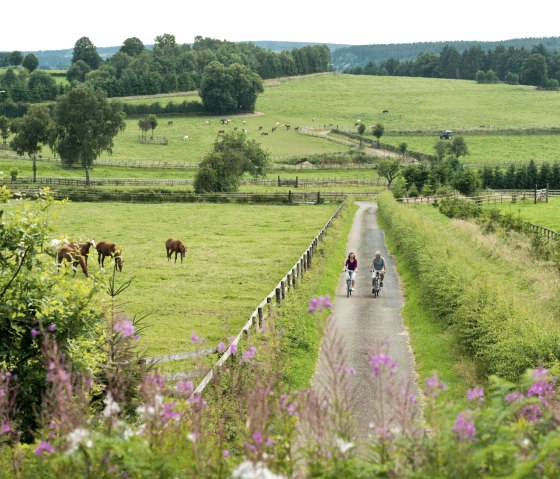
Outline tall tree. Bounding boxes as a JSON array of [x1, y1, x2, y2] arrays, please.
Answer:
[[520, 53, 547, 87], [194, 131, 269, 192], [66, 59, 91, 83], [7, 51, 23, 66], [72, 36, 102, 70], [372, 123, 385, 146], [0, 115, 10, 147], [448, 136, 469, 159], [199, 62, 263, 114], [120, 37, 145, 57], [148, 114, 158, 139], [10, 105, 54, 183], [22, 53, 39, 72], [53, 84, 126, 185], [377, 157, 400, 187]]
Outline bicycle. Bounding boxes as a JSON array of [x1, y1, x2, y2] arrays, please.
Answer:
[[371, 270, 382, 297], [345, 269, 354, 297]]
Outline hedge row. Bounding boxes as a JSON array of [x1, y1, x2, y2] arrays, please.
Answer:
[[377, 191, 560, 380]]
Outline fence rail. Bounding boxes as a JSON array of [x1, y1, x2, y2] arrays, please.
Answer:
[[190, 198, 354, 395], [8, 175, 387, 188]]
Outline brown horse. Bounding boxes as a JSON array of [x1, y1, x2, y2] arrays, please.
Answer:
[[166, 238, 187, 263], [69, 239, 96, 265], [57, 245, 88, 277], [96, 241, 124, 271]]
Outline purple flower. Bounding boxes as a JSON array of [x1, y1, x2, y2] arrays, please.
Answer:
[[34, 440, 55, 456], [160, 401, 180, 420], [114, 320, 135, 338], [506, 391, 525, 402], [307, 295, 333, 313], [452, 411, 477, 442], [527, 381, 554, 397], [521, 404, 542, 423], [2, 422, 11, 434], [424, 373, 447, 398], [31, 328, 39, 337], [252, 429, 263, 446], [217, 342, 226, 353], [242, 346, 257, 361], [48, 324, 56, 332], [368, 353, 397, 377], [175, 380, 193, 396], [229, 343, 238, 355], [466, 386, 484, 403], [191, 332, 201, 343], [222, 449, 230, 457]]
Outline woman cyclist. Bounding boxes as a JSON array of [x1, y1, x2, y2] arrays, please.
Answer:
[[344, 252, 358, 291]]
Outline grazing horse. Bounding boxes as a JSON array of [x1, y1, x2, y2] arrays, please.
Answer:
[[166, 238, 187, 263], [69, 239, 96, 265], [57, 246, 88, 277], [382, 109, 389, 114], [96, 241, 124, 271]]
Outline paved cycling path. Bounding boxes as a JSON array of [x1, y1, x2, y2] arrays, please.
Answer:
[[311, 201, 419, 441]]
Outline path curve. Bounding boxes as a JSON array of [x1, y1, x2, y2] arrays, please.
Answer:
[[311, 201, 418, 441]]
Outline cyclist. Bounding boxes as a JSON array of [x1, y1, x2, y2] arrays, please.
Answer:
[[369, 251, 386, 291], [344, 252, 358, 291]]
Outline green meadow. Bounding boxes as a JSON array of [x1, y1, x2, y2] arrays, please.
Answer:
[[486, 196, 560, 231], [48, 201, 338, 358], [4, 73, 560, 172]]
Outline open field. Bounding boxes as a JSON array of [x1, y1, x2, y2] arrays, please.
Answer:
[[485, 196, 560, 231], [381, 135, 560, 166], [47, 201, 339, 358], [4, 73, 560, 170]]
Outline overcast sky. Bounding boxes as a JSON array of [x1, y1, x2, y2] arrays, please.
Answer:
[[2, 0, 558, 52]]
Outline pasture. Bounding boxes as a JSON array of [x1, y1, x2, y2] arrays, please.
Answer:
[[487, 196, 560, 232], [47, 201, 339, 360], [5, 73, 560, 170], [23, 73, 559, 168]]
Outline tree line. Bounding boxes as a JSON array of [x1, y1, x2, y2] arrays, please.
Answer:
[[0, 34, 331, 108], [343, 43, 560, 89]]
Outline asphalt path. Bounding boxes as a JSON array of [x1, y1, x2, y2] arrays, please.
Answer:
[[311, 201, 419, 441]]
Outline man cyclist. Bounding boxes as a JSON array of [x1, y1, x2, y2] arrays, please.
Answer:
[[369, 251, 386, 291], [344, 252, 358, 291]]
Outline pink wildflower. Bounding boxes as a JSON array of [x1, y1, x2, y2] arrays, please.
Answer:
[[452, 411, 477, 442], [217, 342, 226, 353], [175, 380, 193, 396], [369, 353, 397, 377], [466, 386, 484, 404], [114, 320, 135, 338], [191, 332, 201, 343], [424, 373, 447, 398], [307, 295, 333, 313], [34, 440, 55, 456]]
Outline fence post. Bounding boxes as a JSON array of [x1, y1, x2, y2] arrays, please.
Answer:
[[257, 306, 263, 328], [281, 280, 286, 299], [307, 249, 312, 269], [292, 267, 297, 288], [275, 287, 281, 304]]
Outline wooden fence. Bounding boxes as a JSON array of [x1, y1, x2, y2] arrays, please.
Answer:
[[9, 175, 388, 188], [180, 198, 350, 395]]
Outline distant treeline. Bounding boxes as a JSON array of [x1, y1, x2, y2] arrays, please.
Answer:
[[331, 37, 560, 69], [478, 160, 560, 190], [0, 35, 332, 104], [341, 40, 560, 88]]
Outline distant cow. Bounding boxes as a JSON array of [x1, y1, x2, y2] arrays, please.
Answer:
[[258, 126, 263, 131], [217, 130, 225, 138], [203, 120, 210, 125], [261, 132, 268, 136], [183, 135, 189, 140], [271, 127, 277, 133], [355, 119, 362, 125], [382, 109, 389, 114], [168, 121, 174, 126]]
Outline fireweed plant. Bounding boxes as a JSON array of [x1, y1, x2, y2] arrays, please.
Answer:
[[1, 214, 560, 479]]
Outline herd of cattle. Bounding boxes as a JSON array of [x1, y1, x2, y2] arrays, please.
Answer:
[[51, 237, 187, 278]]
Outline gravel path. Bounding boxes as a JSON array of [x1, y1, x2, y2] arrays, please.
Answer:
[[310, 201, 419, 441]]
